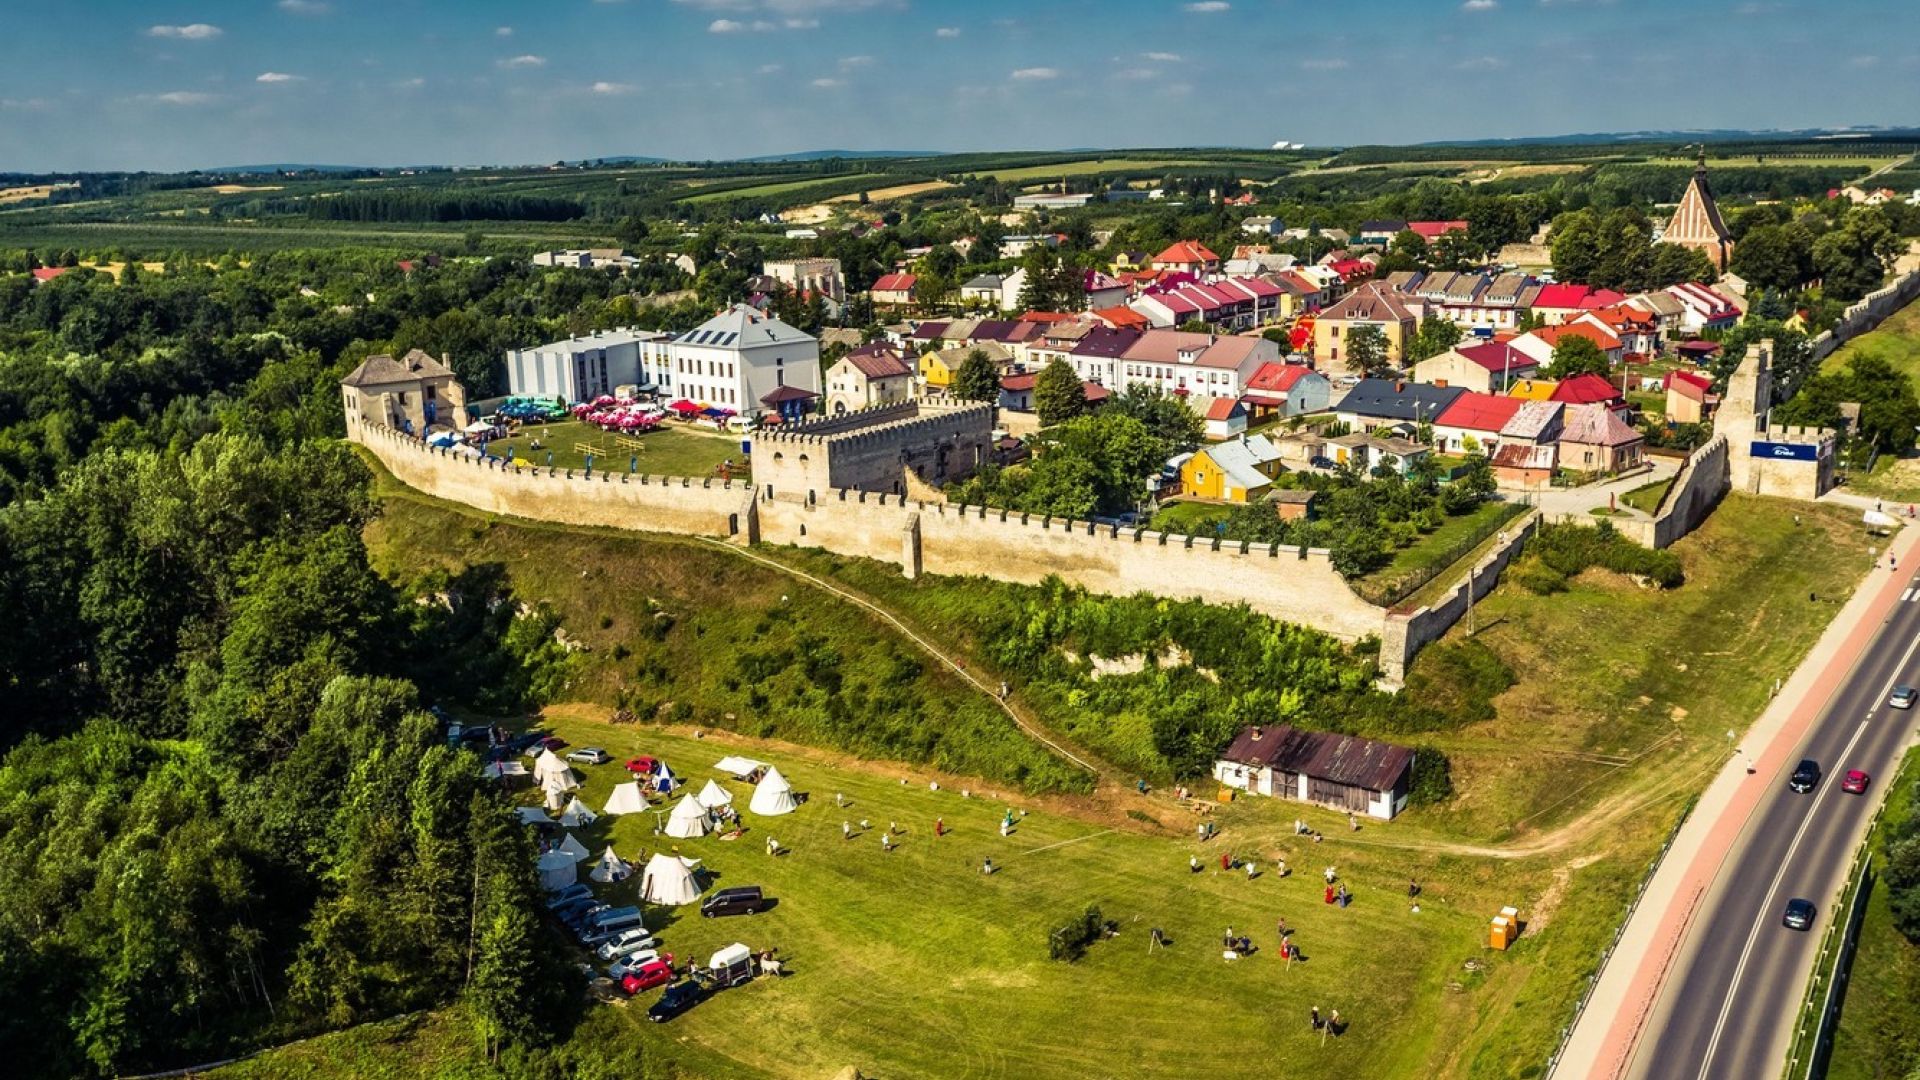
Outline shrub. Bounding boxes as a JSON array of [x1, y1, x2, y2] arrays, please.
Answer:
[[1402, 640, 1514, 727], [1047, 903, 1106, 961], [1530, 522, 1684, 588], [1408, 747, 1454, 805]]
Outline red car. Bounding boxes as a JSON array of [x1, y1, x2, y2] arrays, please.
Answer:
[[625, 755, 658, 775], [1841, 769, 1870, 795], [621, 957, 676, 995]]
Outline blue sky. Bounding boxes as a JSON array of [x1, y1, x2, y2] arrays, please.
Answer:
[[2, 0, 1916, 171]]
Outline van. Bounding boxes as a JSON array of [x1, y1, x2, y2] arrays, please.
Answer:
[[582, 906, 645, 943], [700, 886, 768, 919]]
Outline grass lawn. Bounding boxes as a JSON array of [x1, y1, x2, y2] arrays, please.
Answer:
[[1356, 500, 1529, 607], [1148, 499, 1232, 535], [482, 418, 749, 479], [1830, 296, 1920, 386], [1619, 477, 1673, 514], [1826, 748, 1920, 1080]]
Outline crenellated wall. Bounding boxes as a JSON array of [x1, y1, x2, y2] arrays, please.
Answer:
[[1806, 268, 1920, 365], [1378, 513, 1538, 687]]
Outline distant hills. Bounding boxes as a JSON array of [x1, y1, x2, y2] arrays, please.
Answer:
[[1416, 127, 1920, 147]]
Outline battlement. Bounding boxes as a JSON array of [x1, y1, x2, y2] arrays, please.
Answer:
[[1761, 424, 1834, 445], [753, 400, 995, 497]]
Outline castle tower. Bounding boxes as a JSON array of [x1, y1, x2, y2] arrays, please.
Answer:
[[1661, 151, 1735, 270], [1716, 341, 1771, 492]]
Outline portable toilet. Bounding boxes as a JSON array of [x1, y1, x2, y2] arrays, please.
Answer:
[[1489, 906, 1521, 950]]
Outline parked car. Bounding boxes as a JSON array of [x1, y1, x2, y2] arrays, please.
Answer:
[[581, 908, 645, 946], [596, 929, 657, 961], [701, 886, 769, 919], [544, 884, 594, 911], [625, 755, 659, 775], [507, 732, 545, 754], [1788, 759, 1821, 793], [1310, 455, 1336, 470], [558, 901, 608, 931], [609, 950, 668, 981], [566, 747, 611, 765], [1842, 769, 1871, 795], [538, 735, 568, 752], [646, 980, 709, 1022], [1890, 685, 1917, 710], [1782, 897, 1816, 931], [621, 958, 676, 996]]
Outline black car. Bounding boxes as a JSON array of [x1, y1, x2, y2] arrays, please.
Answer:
[[646, 980, 709, 1023], [700, 886, 769, 918], [1789, 759, 1821, 794], [1783, 897, 1816, 931]]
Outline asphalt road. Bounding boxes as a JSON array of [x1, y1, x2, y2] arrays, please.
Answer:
[[1638, 570, 1920, 1080]]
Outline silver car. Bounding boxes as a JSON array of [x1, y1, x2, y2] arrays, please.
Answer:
[[607, 950, 663, 980], [1890, 685, 1917, 710], [596, 929, 657, 961], [566, 747, 611, 765]]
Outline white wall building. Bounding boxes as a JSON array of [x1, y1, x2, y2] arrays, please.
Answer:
[[638, 304, 821, 415], [505, 328, 666, 402], [762, 257, 846, 303]]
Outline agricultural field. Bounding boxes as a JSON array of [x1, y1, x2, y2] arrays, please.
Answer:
[[680, 174, 891, 204], [980, 157, 1216, 181]]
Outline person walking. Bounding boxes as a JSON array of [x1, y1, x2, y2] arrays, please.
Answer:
[[1276, 857, 1288, 877], [1329, 1008, 1342, 1034], [1348, 812, 1358, 832], [1221, 851, 1232, 872], [935, 817, 946, 838], [1246, 860, 1257, 880], [1190, 855, 1202, 873], [835, 792, 845, 808], [842, 821, 853, 840], [881, 832, 894, 852], [1310, 1006, 1322, 1031], [766, 836, 778, 856]]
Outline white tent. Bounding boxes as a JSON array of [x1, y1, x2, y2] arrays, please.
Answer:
[[695, 779, 734, 810], [559, 796, 598, 828], [542, 776, 571, 812], [515, 807, 555, 827], [653, 761, 679, 794], [536, 849, 577, 892], [557, 831, 592, 863], [638, 852, 701, 906], [664, 794, 711, 839], [603, 781, 648, 816], [714, 755, 769, 780], [481, 760, 528, 781], [590, 846, 632, 884], [748, 766, 798, 817], [532, 749, 575, 787]]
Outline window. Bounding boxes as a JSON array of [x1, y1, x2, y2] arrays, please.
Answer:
[[1330, 326, 1341, 338]]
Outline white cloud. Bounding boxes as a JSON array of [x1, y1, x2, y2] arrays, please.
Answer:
[[495, 26, 514, 37], [591, 81, 637, 95], [1183, 1, 1230, 11], [397, 77, 426, 88], [784, 17, 819, 28], [147, 91, 219, 105], [1144, 51, 1183, 61], [1461, 0, 1498, 9], [499, 54, 547, 68], [840, 54, 875, 68], [810, 77, 844, 88], [936, 27, 961, 38], [676, 0, 897, 11], [1011, 67, 1059, 80], [710, 15, 816, 31], [147, 24, 223, 40], [709, 18, 755, 31], [256, 71, 304, 83], [0, 98, 53, 111], [1455, 55, 1505, 70], [277, 0, 332, 13], [757, 63, 785, 74], [1301, 57, 1350, 70], [1850, 54, 1880, 67]]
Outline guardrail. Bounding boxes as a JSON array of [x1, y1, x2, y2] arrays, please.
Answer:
[[1543, 799, 1696, 1078], [1782, 795, 1897, 1078]]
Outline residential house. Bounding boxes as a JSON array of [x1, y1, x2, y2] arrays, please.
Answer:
[[1091, 305, 1152, 332], [1509, 323, 1625, 370], [1624, 290, 1688, 337], [1111, 250, 1151, 274], [1491, 442, 1557, 490], [1211, 723, 1416, 820], [1290, 264, 1348, 305], [638, 304, 822, 420], [341, 349, 471, 436], [1498, 399, 1565, 448], [1407, 220, 1470, 243], [960, 272, 1014, 310], [1279, 227, 1351, 246], [762, 257, 846, 304], [1201, 397, 1249, 439], [1150, 240, 1222, 276], [1559, 402, 1645, 473], [1506, 377, 1559, 401], [1329, 433, 1432, 477], [1356, 220, 1409, 246], [1414, 341, 1540, 394], [871, 272, 918, 309], [1270, 430, 1329, 469], [1242, 362, 1332, 420], [918, 341, 1015, 394], [1115, 330, 1280, 402], [1180, 435, 1284, 502], [1415, 271, 1537, 335], [1574, 305, 1661, 360], [1022, 317, 1104, 373], [1311, 282, 1421, 372], [1666, 281, 1741, 334], [1000, 234, 1060, 259], [1431, 392, 1524, 455], [824, 345, 915, 415], [1333, 377, 1465, 433], [1065, 325, 1145, 387], [1664, 369, 1717, 424], [1083, 269, 1127, 310], [1241, 215, 1286, 237], [1550, 372, 1629, 413]]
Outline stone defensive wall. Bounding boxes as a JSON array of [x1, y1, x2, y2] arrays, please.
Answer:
[[1807, 268, 1920, 365], [1379, 513, 1538, 688], [352, 417, 1496, 673]]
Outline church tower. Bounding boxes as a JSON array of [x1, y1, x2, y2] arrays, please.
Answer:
[[1661, 150, 1735, 270]]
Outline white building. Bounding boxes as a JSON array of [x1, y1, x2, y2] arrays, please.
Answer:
[[638, 304, 821, 416], [506, 328, 667, 402], [762, 257, 846, 303]]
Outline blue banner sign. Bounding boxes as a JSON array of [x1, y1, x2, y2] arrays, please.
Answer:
[[1752, 440, 1818, 462]]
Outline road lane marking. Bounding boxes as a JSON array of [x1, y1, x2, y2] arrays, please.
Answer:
[[1696, 628, 1920, 1079], [1903, 587, 1916, 602]]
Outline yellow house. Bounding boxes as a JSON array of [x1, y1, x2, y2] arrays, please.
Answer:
[[1506, 377, 1559, 401], [1178, 435, 1284, 503], [1310, 281, 1418, 374], [919, 348, 957, 390], [919, 342, 1013, 394]]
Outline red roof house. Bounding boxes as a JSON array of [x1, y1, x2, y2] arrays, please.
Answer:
[[1150, 241, 1221, 275], [1407, 220, 1470, 241], [1551, 372, 1628, 410]]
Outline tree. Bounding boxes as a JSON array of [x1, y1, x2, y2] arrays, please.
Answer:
[[1729, 223, 1814, 292], [1033, 358, 1086, 426], [1344, 325, 1392, 377], [1546, 335, 1610, 380], [951, 349, 1001, 403], [1813, 210, 1900, 301], [1406, 316, 1463, 364], [1106, 384, 1201, 456]]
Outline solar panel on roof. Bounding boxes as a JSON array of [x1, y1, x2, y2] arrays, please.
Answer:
[[722, 332, 738, 345]]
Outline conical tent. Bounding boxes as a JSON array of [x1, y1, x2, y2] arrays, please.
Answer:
[[603, 781, 648, 816], [590, 846, 631, 884], [749, 766, 798, 816], [695, 779, 733, 810], [536, 849, 577, 891], [663, 794, 711, 839], [559, 796, 597, 828], [543, 777, 569, 812], [638, 852, 701, 906], [532, 749, 573, 786], [515, 807, 555, 826], [557, 831, 592, 863], [653, 762, 679, 794]]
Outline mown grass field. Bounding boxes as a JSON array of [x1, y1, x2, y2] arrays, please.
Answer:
[[481, 418, 748, 478]]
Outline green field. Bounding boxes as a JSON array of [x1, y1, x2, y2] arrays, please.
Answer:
[[1828, 301, 1920, 503], [1827, 749, 1920, 1080], [481, 418, 748, 479], [982, 158, 1212, 181], [681, 175, 884, 204], [1357, 499, 1529, 607], [1619, 477, 1673, 514], [1147, 498, 1230, 534]]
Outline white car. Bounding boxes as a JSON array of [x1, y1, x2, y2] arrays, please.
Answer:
[[566, 747, 611, 765], [1890, 685, 1917, 710], [596, 929, 656, 961], [607, 950, 663, 980]]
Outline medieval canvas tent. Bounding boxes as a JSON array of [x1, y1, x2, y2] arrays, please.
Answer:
[[664, 794, 712, 839], [560, 796, 598, 828], [515, 807, 555, 827], [590, 846, 632, 884], [542, 776, 573, 812], [532, 749, 575, 788], [652, 761, 680, 794], [695, 779, 733, 810], [639, 852, 701, 906], [714, 755, 768, 781], [748, 766, 798, 817], [603, 781, 648, 816], [536, 849, 577, 892], [557, 831, 592, 863], [480, 760, 527, 781]]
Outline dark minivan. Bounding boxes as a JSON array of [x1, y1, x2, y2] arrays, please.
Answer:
[[700, 885, 769, 918]]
